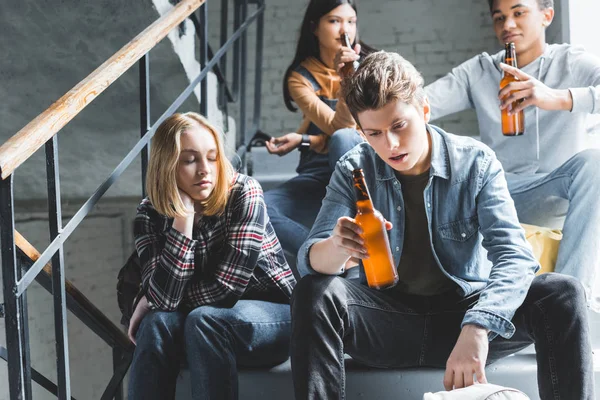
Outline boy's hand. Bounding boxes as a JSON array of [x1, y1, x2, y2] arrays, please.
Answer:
[[332, 216, 367, 259], [331, 216, 392, 259], [498, 63, 573, 113], [443, 324, 489, 390]]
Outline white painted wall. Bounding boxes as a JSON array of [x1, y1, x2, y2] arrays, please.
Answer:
[[568, 0, 600, 58]]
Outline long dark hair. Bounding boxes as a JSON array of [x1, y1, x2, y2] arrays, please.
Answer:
[[282, 0, 375, 112]]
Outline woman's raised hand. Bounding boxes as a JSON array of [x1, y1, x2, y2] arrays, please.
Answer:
[[334, 43, 361, 74]]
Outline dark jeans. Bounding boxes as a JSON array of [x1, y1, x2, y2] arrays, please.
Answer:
[[264, 129, 363, 258], [128, 300, 292, 400], [290, 273, 594, 400]]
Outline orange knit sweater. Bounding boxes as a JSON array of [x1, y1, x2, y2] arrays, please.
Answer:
[[288, 57, 357, 153]]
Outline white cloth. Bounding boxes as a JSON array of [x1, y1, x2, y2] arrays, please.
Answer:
[[423, 383, 530, 400]]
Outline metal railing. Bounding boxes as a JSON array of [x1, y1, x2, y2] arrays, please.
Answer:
[[0, 0, 265, 398]]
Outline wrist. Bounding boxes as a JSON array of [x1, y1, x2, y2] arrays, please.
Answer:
[[562, 89, 574, 111], [298, 133, 311, 151], [463, 324, 489, 335]]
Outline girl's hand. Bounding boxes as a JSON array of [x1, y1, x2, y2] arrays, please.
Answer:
[[128, 296, 153, 345], [178, 188, 195, 214], [334, 43, 361, 74], [265, 133, 303, 156]]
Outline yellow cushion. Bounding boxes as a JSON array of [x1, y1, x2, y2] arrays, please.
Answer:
[[521, 223, 563, 275]]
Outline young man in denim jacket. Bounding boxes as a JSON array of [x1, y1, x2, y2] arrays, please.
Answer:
[[290, 51, 594, 400]]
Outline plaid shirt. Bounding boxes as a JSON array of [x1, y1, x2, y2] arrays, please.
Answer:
[[134, 173, 296, 311]]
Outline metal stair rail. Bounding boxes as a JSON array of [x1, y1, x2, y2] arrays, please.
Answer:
[[0, 0, 266, 398]]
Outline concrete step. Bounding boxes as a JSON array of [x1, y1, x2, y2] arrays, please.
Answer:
[[174, 311, 600, 400], [248, 146, 299, 191]]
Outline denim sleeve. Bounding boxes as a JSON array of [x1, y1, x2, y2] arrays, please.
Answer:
[[462, 155, 540, 339], [297, 165, 356, 277]]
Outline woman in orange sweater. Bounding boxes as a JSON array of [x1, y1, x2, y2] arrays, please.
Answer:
[[264, 0, 373, 268]]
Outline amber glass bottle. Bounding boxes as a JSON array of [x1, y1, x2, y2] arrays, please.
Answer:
[[352, 169, 398, 289], [340, 33, 360, 79], [500, 42, 525, 136]]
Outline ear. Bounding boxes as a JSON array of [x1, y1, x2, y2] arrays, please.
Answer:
[[542, 7, 554, 28], [422, 96, 431, 123]]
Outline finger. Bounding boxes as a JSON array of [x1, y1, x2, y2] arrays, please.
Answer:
[[338, 229, 367, 255], [354, 43, 361, 55], [464, 369, 475, 387], [499, 62, 531, 80], [384, 220, 393, 230], [338, 217, 363, 236], [128, 321, 137, 345], [502, 90, 532, 106], [443, 368, 454, 391], [265, 141, 277, 153], [454, 369, 465, 389], [339, 52, 359, 63], [475, 367, 488, 384], [509, 97, 533, 114], [500, 91, 530, 109], [339, 238, 368, 259], [498, 82, 529, 99]]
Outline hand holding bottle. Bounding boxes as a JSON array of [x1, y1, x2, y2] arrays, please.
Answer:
[[330, 215, 393, 260], [336, 33, 361, 77], [498, 63, 573, 113]]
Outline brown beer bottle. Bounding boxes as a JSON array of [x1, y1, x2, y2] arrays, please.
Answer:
[[500, 42, 525, 136], [352, 169, 398, 289], [340, 33, 360, 79]]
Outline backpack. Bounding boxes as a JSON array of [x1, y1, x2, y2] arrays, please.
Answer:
[[116, 250, 142, 327]]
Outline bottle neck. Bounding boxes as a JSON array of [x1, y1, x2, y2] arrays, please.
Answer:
[[356, 198, 375, 214], [353, 177, 375, 213]]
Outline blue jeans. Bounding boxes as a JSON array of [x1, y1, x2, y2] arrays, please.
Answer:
[[264, 129, 363, 261], [290, 274, 594, 400], [506, 149, 600, 312], [128, 300, 292, 400]]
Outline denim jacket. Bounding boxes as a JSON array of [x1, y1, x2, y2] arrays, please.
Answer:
[[297, 125, 540, 339]]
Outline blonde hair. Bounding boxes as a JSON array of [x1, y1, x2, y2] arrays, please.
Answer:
[[146, 112, 234, 218], [341, 51, 425, 125]]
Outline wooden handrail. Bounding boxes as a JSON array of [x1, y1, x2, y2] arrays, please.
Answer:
[[0, 0, 205, 180], [14, 230, 132, 350]]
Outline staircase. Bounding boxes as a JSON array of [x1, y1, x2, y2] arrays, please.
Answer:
[[0, 0, 266, 398]]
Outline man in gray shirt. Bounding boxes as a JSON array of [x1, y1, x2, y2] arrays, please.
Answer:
[[426, 0, 600, 312]]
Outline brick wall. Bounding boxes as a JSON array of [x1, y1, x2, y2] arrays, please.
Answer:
[[208, 0, 501, 140]]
